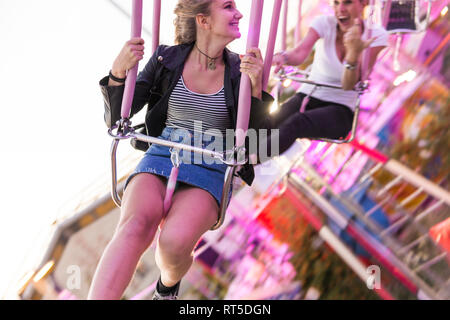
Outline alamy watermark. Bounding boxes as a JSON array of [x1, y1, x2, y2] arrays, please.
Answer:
[[66, 265, 81, 290], [366, 265, 381, 290], [166, 121, 280, 167]]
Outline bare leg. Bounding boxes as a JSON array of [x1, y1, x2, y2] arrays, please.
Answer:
[[87, 174, 166, 300], [155, 185, 219, 288]]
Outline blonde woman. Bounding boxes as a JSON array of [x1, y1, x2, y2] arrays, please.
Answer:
[[88, 0, 272, 300]]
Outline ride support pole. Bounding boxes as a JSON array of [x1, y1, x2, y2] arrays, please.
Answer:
[[121, 0, 143, 120]]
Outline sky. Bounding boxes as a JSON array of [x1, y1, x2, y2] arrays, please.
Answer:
[[0, 0, 309, 299]]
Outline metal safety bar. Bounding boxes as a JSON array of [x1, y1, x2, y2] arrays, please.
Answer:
[[108, 124, 247, 230]]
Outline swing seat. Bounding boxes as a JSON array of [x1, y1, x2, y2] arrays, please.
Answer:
[[108, 0, 283, 232], [274, 67, 368, 144], [384, 0, 432, 34], [109, 122, 250, 231]]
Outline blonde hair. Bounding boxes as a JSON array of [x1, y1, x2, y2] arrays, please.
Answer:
[[174, 0, 213, 45]]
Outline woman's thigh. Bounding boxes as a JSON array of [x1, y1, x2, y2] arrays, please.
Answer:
[[301, 104, 354, 138], [272, 93, 306, 127], [158, 184, 219, 254], [280, 103, 353, 139], [273, 103, 353, 155], [118, 173, 167, 236]]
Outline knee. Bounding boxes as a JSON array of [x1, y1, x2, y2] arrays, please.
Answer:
[[335, 119, 353, 139], [338, 108, 354, 134], [157, 231, 193, 265], [117, 208, 162, 244]]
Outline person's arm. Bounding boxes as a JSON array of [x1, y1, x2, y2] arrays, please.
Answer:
[[273, 27, 320, 73], [239, 47, 274, 130], [100, 41, 162, 128], [342, 46, 385, 90], [341, 19, 384, 90], [109, 37, 145, 86], [240, 47, 264, 99]]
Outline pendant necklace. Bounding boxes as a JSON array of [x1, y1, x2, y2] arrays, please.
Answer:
[[195, 43, 222, 70]]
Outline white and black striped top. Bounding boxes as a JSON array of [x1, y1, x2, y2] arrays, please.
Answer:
[[165, 76, 232, 136]]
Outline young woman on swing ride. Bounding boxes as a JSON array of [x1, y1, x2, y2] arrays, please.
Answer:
[[88, 0, 272, 300], [268, 0, 389, 155]]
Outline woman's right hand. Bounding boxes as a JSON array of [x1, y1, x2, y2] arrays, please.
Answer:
[[111, 37, 145, 79], [272, 51, 288, 74]]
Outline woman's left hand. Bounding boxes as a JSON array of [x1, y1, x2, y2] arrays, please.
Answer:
[[344, 19, 375, 59], [240, 47, 263, 99]]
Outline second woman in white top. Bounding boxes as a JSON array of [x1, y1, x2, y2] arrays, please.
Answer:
[[269, 0, 388, 155]]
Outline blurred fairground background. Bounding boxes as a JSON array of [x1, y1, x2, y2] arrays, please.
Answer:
[[1, 0, 449, 300]]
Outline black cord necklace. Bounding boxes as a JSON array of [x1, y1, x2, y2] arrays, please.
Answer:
[[195, 43, 222, 70]]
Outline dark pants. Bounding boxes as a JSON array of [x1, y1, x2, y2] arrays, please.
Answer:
[[269, 92, 354, 156]]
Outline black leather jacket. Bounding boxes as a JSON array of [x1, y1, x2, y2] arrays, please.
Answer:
[[100, 42, 274, 185]]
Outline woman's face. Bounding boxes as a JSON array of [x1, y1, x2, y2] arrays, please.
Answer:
[[208, 0, 243, 40], [332, 0, 365, 32]]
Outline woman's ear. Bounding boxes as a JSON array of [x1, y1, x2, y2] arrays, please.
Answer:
[[195, 14, 211, 30]]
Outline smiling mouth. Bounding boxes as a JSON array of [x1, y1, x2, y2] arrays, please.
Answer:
[[338, 16, 350, 25]]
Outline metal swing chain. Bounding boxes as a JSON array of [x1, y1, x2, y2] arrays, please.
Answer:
[[169, 147, 182, 169], [108, 118, 134, 140]]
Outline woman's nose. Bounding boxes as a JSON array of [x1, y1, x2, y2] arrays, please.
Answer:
[[235, 9, 243, 20], [336, 2, 346, 13]]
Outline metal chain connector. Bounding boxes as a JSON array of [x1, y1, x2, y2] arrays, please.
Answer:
[[222, 146, 247, 166], [108, 118, 134, 140], [170, 147, 182, 168]]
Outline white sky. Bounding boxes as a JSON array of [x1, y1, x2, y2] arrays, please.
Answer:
[[0, 0, 310, 299]]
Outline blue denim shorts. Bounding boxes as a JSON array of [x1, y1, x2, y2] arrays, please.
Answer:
[[125, 127, 231, 206]]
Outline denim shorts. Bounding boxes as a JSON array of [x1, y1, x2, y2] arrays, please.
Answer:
[[125, 127, 231, 206]]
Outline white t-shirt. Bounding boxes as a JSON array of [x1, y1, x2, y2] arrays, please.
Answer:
[[298, 15, 388, 110]]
